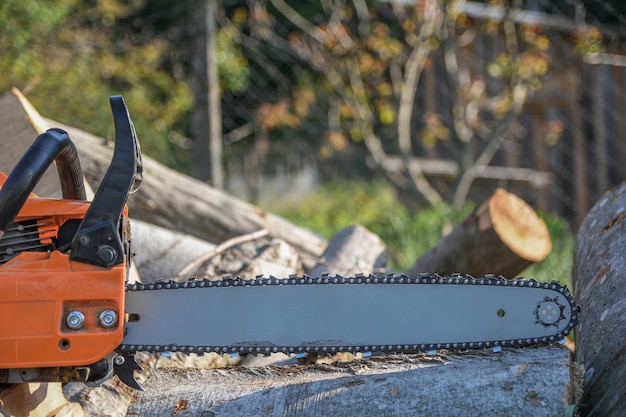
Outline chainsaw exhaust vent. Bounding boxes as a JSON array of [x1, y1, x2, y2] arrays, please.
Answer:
[[0, 219, 55, 263]]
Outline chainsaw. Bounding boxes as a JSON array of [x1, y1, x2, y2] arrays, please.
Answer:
[[0, 96, 580, 391]]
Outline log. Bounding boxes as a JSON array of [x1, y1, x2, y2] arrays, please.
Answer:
[[62, 378, 134, 417], [0, 383, 85, 417], [131, 218, 215, 282], [573, 181, 626, 416], [309, 225, 387, 277], [176, 233, 303, 280], [406, 188, 552, 278], [127, 348, 573, 417]]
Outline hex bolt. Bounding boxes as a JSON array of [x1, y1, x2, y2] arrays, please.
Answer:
[[98, 310, 118, 328], [66, 311, 85, 330]]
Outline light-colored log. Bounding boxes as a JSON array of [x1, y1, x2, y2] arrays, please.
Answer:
[[127, 348, 572, 417], [179, 234, 303, 280], [406, 188, 551, 278], [131, 218, 215, 282], [1, 89, 326, 266], [573, 181, 626, 416]]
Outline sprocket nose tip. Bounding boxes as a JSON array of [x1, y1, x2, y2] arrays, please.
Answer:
[[535, 296, 567, 328]]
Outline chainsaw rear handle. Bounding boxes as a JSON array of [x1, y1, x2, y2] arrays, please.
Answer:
[[0, 127, 86, 233]]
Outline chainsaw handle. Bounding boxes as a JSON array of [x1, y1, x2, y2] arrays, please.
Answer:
[[70, 95, 142, 267], [0, 128, 86, 233]]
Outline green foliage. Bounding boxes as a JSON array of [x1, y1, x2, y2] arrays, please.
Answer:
[[0, 0, 76, 54], [0, 0, 193, 169], [266, 180, 574, 285]]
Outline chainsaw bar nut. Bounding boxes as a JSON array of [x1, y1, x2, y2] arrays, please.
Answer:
[[98, 310, 118, 328], [66, 311, 85, 330], [97, 246, 118, 266]]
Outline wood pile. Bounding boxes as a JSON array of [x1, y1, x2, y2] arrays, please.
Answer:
[[0, 89, 587, 416]]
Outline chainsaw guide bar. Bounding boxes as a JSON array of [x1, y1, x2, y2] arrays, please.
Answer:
[[121, 274, 579, 357]]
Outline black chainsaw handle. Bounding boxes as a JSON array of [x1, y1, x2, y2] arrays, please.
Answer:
[[70, 95, 143, 267], [0, 128, 86, 233]]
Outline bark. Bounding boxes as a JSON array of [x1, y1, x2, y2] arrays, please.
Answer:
[[127, 348, 573, 417], [406, 188, 552, 278], [573, 181, 626, 417]]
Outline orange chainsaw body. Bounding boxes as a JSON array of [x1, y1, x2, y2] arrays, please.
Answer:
[[0, 176, 127, 369], [0, 96, 140, 379]]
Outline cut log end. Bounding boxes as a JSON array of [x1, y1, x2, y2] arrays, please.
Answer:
[[488, 188, 552, 262], [407, 188, 551, 278]]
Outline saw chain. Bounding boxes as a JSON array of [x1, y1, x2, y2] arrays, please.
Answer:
[[120, 273, 579, 355]]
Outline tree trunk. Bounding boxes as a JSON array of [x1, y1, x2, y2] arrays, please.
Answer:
[[206, 0, 223, 189], [189, 0, 223, 188], [406, 188, 551, 278], [573, 181, 626, 417], [189, 0, 210, 182], [127, 348, 572, 417]]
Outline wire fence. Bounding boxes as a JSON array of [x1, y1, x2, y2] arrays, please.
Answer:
[[215, 1, 626, 229]]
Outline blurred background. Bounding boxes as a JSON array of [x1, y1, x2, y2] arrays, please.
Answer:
[[1, 0, 625, 277]]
